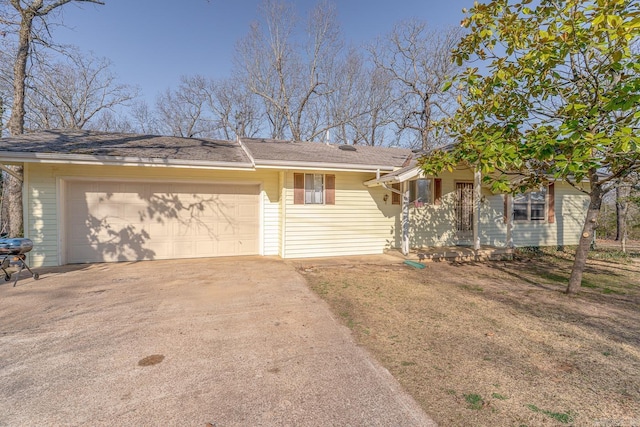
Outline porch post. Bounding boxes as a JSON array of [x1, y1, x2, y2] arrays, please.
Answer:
[[401, 181, 410, 255], [506, 194, 514, 248], [473, 169, 481, 251]]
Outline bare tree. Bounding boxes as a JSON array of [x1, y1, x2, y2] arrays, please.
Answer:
[[206, 77, 263, 139], [348, 53, 396, 146], [155, 75, 215, 138], [25, 51, 138, 130], [143, 75, 262, 140], [1, 0, 104, 237], [236, 0, 343, 141], [322, 48, 394, 146], [370, 20, 463, 150], [0, 46, 12, 134], [87, 109, 136, 133], [128, 100, 158, 134]]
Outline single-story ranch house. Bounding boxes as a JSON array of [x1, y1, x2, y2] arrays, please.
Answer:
[[0, 130, 590, 267]]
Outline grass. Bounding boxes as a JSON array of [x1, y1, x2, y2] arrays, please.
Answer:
[[302, 242, 640, 426], [464, 393, 485, 410], [460, 284, 484, 292], [526, 404, 574, 424]]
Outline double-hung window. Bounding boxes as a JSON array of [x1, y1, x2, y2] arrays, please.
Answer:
[[305, 174, 324, 204], [513, 188, 547, 221], [293, 173, 335, 205]]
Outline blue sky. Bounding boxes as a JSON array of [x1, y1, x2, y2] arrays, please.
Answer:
[[53, 0, 474, 104]]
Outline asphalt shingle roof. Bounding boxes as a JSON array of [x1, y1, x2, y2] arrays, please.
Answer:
[[0, 130, 251, 164], [0, 130, 412, 170], [242, 138, 411, 168]]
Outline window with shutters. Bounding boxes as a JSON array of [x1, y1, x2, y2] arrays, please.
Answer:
[[513, 188, 547, 221], [305, 174, 324, 204], [293, 173, 335, 205]]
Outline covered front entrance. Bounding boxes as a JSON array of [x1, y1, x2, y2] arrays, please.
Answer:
[[65, 181, 260, 263], [455, 182, 474, 245]]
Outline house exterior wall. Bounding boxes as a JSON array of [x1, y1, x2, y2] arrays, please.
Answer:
[[280, 170, 399, 258], [405, 170, 589, 249], [23, 161, 590, 267], [479, 181, 589, 248], [408, 168, 477, 247], [24, 163, 280, 267], [274, 168, 589, 258]]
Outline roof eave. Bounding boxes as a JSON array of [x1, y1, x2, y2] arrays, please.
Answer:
[[364, 166, 422, 187], [255, 159, 399, 173], [0, 151, 255, 170]]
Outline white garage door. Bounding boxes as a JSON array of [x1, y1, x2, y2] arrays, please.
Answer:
[[66, 181, 260, 263]]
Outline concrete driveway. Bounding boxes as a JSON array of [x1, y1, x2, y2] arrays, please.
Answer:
[[0, 257, 435, 426]]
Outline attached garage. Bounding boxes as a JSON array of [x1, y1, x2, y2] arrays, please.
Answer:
[[65, 180, 260, 263], [0, 130, 415, 267]]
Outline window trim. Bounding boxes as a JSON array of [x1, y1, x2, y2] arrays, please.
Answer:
[[304, 173, 324, 204], [513, 188, 548, 222], [293, 173, 335, 205], [409, 178, 433, 206], [434, 178, 442, 205], [391, 183, 401, 205]]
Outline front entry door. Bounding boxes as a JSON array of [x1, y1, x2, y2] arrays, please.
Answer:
[[455, 182, 474, 245]]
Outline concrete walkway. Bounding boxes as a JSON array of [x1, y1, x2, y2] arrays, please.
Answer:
[[0, 257, 435, 426]]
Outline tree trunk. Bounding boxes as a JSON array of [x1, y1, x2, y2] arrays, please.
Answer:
[[3, 1, 104, 238], [0, 173, 6, 234], [3, 10, 33, 238], [8, 10, 33, 136], [566, 177, 604, 295], [421, 97, 431, 151], [2, 170, 23, 237], [615, 185, 630, 251]]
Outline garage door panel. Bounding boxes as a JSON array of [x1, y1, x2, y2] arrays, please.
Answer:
[[238, 240, 258, 255], [123, 204, 148, 222], [148, 221, 171, 236], [96, 203, 123, 218], [66, 181, 260, 263], [238, 207, 258, 218]]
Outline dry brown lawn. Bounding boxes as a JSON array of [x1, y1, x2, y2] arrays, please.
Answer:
[[300, 242, 640, 426]]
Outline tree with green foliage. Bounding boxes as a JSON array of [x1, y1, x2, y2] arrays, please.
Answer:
[[420, 0, 640, 294]]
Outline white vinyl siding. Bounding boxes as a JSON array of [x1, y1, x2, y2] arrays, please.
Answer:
[[406, 169, 589, 249], [23, 164, 58, 268], [479, 182, 589, 248], [408, 169, 476, 247], [24, 162, 590, 266], [24, 164, 280, 267], [282, 171, 398, 258]]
